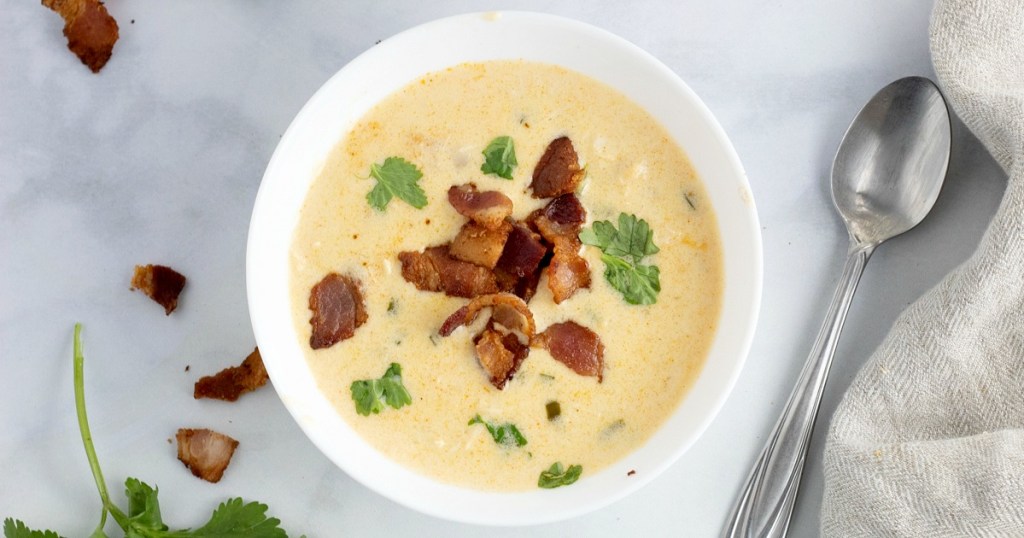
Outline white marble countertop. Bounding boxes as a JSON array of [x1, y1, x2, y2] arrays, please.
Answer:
[[0, 1, 1007, 536]]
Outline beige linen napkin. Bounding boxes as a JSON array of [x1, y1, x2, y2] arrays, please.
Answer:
[[821, 0, 1024, 536]]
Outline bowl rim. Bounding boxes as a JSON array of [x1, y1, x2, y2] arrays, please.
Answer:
[[247, 10, 762, 526]]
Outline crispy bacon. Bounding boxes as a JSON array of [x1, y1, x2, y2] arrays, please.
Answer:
[[449, 221, 512, 269], [495, 223, 547, 278], [175, 428, 238, 483], [473, 325, 530, 389], [308, 273, 367, 349], [447, 184, 514, 230], [42, 0, 119, 73], [438, 293, 536, 338], [130, 264, 186, 315], [531, 137, 585, 198], [543, 193, 587, 233], [399, 245, 499, 298], [534, 213, 591, 303], [194, 347, 269, 402], [533, 321, 604, 381]]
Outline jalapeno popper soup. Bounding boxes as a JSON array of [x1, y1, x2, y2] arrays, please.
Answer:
[[288, 60, 723, 491]]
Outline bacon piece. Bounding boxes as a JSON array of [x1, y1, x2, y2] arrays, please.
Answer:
[[534, 321, 604, 381], [194, 347, 269, 402], [534, 213, 591, 303], [130, 264, 186, 315], [447, 184, 514, 230], [531, 137, 585, 198], [308, 273, 367, 349], [399, 245, 499, 298], [495, 223, 547, 279], [42, 0, 119, 73], [449, 221, 512, 269], [542, 193, 587, 233], [438, 293, 536, 338], [473, 325, 530, 389], [175, 428, 239, 483]]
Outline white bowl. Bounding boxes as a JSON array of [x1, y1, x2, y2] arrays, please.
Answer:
[[247, 11, 761, 526]]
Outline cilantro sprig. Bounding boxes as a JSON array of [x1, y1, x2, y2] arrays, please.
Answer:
[[480, 136, 517, 179], [350, 362, 412, 416], [366, 157, 428, 211], [579, 213, 661, 305], [2, 324, 297, 538], [468, 415, 527, 448], [537, 462, 583, 489]]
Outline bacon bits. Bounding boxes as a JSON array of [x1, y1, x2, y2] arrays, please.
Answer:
[[473, 325, 530, 389], [534, 195, 591, 303], [399, 245, 499, 298], [495, 223, 548, 279], [447, 184, 514, 230], [534, 321, 604, 381], [439, 293, 536, 338], [308, 273, 367, 349], [531, 137, 585, 198], [175, 428, 238, 483], [450, 222, 512, 269], [42, 0, 120, 73], [130, 264, 186, 315], [194, 347, 269, 402]]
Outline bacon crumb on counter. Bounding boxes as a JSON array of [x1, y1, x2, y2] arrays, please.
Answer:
[[42, 0, 119, 73], [533, 321, 604, 381], [447, 183, 514, 230], [530, 137, 585, 198], [130, 264, 186, 315], [194, 347, 269, 402], [309, 272, 367, 349], [399, 245, 499, 298], [175, 428, 238, 483]]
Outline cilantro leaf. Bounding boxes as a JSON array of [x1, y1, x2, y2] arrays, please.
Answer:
[[480, 136, 517, 179], [3, 519, 63, 538], [155, 498, 285, 538], [351, 362, 412, 416], [468, 415, 527, 447], [537, 462, 583, 489], [580, 213, 661, 304], [124, 479, 166, 532], [366, 157, 427, 211], [1, 325, 304, 538]]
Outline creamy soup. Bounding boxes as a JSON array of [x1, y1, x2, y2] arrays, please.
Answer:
[[289, 61, 723, 490]]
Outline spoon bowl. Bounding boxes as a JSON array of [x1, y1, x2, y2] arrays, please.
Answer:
[[724, 76, 950, 537], [832, 76, 951, 246]]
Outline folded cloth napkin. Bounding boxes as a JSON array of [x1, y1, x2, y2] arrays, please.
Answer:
[[820, 0, 1024, 535]]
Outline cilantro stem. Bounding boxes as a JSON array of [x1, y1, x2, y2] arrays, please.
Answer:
[[73, 323, 126, 535]]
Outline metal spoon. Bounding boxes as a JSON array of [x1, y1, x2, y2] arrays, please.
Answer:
[[723, 76, 951, 538]]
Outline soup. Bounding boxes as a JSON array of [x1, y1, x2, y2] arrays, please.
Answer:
[[288, 60, 723, 490]]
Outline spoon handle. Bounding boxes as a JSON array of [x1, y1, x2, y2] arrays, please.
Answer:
[[723, 241, 874, 538]]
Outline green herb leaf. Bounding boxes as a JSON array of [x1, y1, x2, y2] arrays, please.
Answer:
[[468, 415, 527, 447], [2, 325, 301, 538], [537, 462, 582, 489], [3, 519, 63, 538], [351, 363, 412, 416], [366, 157, 427, 211], [580, 213, 661, 304], [124, 479, 166, 532], [159, 498, 286, 538], [480, 136, 517, 179]]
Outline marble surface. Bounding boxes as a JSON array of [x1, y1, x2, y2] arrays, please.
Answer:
[[0, 1, 1007, 536]]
